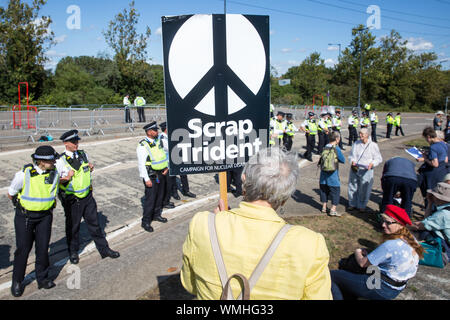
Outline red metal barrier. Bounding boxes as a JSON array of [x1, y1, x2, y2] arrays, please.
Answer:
[[13, 105, 21, 128]]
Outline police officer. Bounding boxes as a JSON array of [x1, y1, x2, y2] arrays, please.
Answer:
[[386, 112, 395, 138], [300, 112, 318, 161], [273, 111, 286, 147], [360, 111, 370, 129], [332, 109, 345, 150], [317, 112, 329, 154], [370, 108, 378, 142], [159, 122, 196, 205], [395, 112, 405, 136], [56, 130, 120, 264], [134, 95, 146, 123], [283, 113, 297, 151], [8, 146, 59, 297], [348, 110, 359, 146], [137, 122, 169, 232]]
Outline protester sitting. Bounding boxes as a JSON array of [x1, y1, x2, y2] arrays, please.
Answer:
[[380, 157, 417, 218], [408, 182, 450, 259], [319, 132, 345, 217], [347, 128, 383, 213], [331, 205, 423, 300], [180, 148, 332, 300], [417, 127, 448, 209]]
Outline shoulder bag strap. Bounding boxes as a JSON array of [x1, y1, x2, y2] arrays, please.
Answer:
[[237, 224, 292, 299], [209, 212, 292, 300], [208, 212, 232, 299], [356, 142, 371, 166]]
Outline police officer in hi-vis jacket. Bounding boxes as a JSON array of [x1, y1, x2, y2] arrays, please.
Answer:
[[56, 130, 120, 265], [136, 122, 170, 232], [8, 146, 59, 297]]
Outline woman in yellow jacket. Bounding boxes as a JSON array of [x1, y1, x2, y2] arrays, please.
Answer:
[[180, 148, 332, 300]]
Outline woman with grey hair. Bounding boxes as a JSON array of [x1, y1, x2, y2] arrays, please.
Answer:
[[348, 128, 383, 213], [180, 148, 332, 300]]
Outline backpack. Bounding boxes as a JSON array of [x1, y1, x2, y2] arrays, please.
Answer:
[[318, 145, 338, 172], [208, 212, 291, 300]]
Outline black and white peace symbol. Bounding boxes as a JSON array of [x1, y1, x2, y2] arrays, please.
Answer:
[[168, 14, 266, 117]]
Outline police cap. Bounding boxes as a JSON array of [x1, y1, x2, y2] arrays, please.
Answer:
[[286, 113, 293, 119], [159, 122, 167, 131], [308, 112, 315, 117], [31, 145, 58, 161], [277, 111, 285, 117], [60, 130, 81, 142], [143, 121, 159, 131]]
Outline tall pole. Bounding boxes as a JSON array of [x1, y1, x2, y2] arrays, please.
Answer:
[[224, 0, 226, 14], [357, 27, 368, 117], [446, 96, 449, 115]]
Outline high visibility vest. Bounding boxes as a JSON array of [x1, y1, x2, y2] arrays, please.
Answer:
[[135, 97, 145, 106], [364, 104, 371, 111], [386, 116, 395, 125], [306, 120, 318, 135], [318, 119, 328, 132], [361, 117, 370, 127], [334, 117, 342, 130], [395, 116, 401, 126], [353, 117, 359, 128], [141, 139, 168, 171], [371, 113, 378, 123], [59, 151, 92, 198], [18, 165, 59, 211], [269, 128, 275, 146], [286, 122, 295, 136], [275, 120, 285, 139], [326, 119, 333, 128]]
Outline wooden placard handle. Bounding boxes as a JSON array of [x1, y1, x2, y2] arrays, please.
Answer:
[[219, 171, 228, 211]]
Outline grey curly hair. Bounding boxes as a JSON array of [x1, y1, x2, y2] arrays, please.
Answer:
[[242, 148, 300, 210]]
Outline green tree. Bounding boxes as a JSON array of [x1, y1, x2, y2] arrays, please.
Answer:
[[103, 1, 153, 97], [284, 52, 331, 105], [0, 0, 54, 104]]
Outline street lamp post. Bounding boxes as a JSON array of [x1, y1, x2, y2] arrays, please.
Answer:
[[356, 27, 369, 117], [446, 96, 449, 115], [328, 43, 341, 59]]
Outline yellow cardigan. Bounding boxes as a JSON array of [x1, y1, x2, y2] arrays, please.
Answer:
[[180, 201, 332, 300]]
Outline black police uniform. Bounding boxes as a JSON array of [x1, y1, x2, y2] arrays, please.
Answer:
[[58, 130, 119, 264], [10, 146, 59, 297], [139, 123, 168, 232]]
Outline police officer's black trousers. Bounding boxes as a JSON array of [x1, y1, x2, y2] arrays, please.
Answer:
[[143, 171, 166, 224], [124, 107, 131, 123], [304, 133, 315, 160], [371, 123, 377, 142], [395, 125, 404, 136], [137, 107, 146, 122], [283, 135, 293, 151], [386, 124, 393, 138], [63, 192, 109, 255], [227, 167, 243, 194], [12, 207, 52, 284], [318, 132, 326, 154], [348, 126, 357, 146]]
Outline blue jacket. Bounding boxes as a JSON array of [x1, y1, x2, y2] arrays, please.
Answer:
[[319, 145, 345, 187]]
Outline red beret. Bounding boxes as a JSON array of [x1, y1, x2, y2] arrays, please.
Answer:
[[384, 204, 412, 226]]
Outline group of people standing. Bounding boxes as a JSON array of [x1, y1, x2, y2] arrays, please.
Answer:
[[123, 94, 147, 123], [8, 130, 120, 297]]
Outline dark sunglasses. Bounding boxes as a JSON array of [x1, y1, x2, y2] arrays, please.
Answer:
[[382, 220, 398, 226]]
